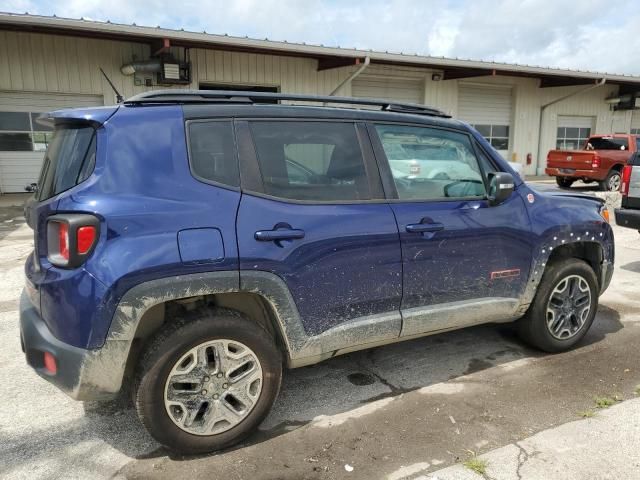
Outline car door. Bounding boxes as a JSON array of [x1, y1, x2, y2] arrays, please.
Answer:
[[369, 122, 533, 337], [235, 119, 402, 344]]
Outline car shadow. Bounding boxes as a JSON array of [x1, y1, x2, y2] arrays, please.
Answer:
[[621, 261, 640, 274], [80, 304, 623, 461]]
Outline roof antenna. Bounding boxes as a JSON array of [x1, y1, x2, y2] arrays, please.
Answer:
[[99, 67, 124, 103]]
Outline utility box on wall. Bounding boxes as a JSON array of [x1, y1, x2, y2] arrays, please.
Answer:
[[157, 58, 191, 85]]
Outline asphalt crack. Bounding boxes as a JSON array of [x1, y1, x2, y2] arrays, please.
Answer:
[[514, 441, 537, 480]]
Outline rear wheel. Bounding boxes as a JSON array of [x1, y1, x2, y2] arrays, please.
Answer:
[[134, 308, 282, 454], [555, 177, 574, 189], [599, 170, 621, 191], [517, 258, 598, 352]]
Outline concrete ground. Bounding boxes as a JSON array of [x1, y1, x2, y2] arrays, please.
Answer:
[[1, 183, 640, 480]]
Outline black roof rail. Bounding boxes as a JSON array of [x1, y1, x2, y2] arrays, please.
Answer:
[[123, 89, 450, 118]]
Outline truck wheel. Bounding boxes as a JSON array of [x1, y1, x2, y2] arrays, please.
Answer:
[[134, 308, 282, 454], [599, 170, 621, 191], [517, 258, 598, 353], [555, 177, 574, 189]]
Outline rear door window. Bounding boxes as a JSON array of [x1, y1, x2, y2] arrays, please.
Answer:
[[249, 121, 371, 201], [37, 126, 96, 201]]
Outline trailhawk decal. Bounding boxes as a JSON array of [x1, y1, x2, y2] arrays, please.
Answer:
[[490, 269, 521, 280]]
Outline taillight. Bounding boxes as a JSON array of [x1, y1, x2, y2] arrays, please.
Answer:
[[47, 214, 100, 268], [58, 222, 69, 261], [592, 155, 601, 169], [77, 226, 97, 254], [621, 165, 633, 196]]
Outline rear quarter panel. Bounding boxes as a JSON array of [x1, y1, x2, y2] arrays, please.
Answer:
[[45, 105, 241, 348]]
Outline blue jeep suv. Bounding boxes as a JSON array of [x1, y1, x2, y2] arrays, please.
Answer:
[[20, 90, 614, 453]]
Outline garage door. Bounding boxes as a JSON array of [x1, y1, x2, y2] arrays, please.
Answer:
[[631, 112, 640, 135], [352, 75, 424, 105], [458, 85, 512, 158], [0, 92, 103, 193], [556, 116, 594, 150]]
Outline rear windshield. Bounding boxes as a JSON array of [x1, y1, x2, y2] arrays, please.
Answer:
[[37, 126, 96, 201], [587, 137, 629, 151]]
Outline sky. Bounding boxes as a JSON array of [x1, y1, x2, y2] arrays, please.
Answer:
[[2, 0, 640, 75]]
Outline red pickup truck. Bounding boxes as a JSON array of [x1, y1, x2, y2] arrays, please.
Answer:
[[546, 134, 638, 191]]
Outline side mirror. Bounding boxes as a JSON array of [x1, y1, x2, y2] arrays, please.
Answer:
[[488, 172, 515, 206], [25, 182, 38, 193]]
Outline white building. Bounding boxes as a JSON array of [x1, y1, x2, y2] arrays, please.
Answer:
[[1, 12, 640, 193]]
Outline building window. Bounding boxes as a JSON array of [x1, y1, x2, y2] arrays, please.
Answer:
[[631, 128, 640, 135], [471, 124, 510, 150], [556, 126, 591, 150], [0, 111, 54, 152]]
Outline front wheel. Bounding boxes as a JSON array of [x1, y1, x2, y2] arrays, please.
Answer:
[[134, 309, 282, 454], [555, 177, 574, 189], [599, 170, 621, 192], [517, 258, 598, 352]]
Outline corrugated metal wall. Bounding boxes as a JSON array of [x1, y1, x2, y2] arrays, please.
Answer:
[[0, 29, 628, 177]]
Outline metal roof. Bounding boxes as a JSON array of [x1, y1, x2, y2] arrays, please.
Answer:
[[2, 11, 640, 87]]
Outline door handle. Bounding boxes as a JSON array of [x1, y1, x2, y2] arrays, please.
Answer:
[[254, 228, 305, 241], [405, 222, 445, 233]]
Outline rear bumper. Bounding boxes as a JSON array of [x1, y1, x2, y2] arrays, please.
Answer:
[[545, 167, 605, 181], [615, 208, 640, 230], [20, 290, 124, 401]]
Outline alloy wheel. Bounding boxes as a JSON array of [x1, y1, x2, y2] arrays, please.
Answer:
[[546, 274, 592, 340], [163, 339, 263, 435]]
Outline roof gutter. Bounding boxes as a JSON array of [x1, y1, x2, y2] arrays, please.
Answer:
[[536, 77, 607, 173], [329, 56, 370, 96]]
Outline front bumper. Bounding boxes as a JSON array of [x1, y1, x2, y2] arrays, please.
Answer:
[[615, 208, 640, 230], [545, 167, 605, 181], [20, 290, 122, 401]]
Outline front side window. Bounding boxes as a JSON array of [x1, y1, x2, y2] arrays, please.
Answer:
[[249, 121, 370, 201], [375, 124, 487, 200], [188, 121, 239, 187], [0, 111, 54, 152]]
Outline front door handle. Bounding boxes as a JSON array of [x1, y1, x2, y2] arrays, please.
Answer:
[[405, 222, 445, 233], [255, 228, 305, 241]]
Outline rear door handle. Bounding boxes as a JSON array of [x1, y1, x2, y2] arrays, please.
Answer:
[[254, 229, 305, 241], [405, 222, 445, 233]]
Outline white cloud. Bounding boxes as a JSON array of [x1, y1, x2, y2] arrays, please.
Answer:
[[8, 0, 640, 74]]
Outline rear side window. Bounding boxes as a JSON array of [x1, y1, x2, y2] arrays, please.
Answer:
[[38, 126, 96, 201], [188, 121, 239, 187], [249, 121, 370, 201]]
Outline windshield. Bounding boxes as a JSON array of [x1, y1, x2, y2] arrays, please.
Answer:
[[37, 126, 96, 201], [587, 137, 628, 151]]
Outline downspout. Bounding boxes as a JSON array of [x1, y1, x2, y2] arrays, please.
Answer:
[[536, 77, 607, 174], [329, 56, 371, 96]]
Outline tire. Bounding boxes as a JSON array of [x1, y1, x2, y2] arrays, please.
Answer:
[[555, 177, 574, 189], [599, 170, 621, 192], [517, 258, 598, 353], [134, 308, 282, 454]]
